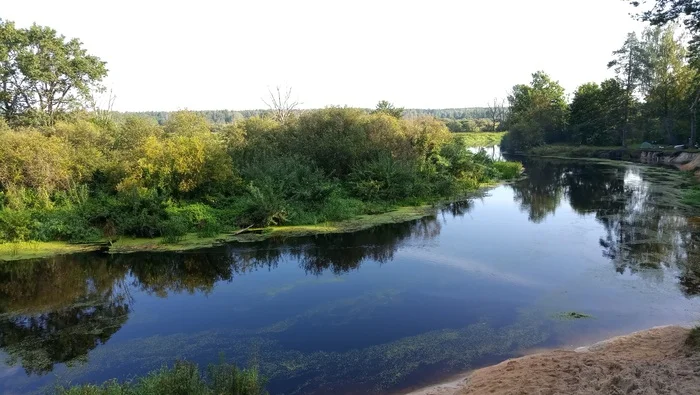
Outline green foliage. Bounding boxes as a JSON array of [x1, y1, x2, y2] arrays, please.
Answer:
[[0, 104, 516, 243], [372, 100, 404, 119], [0, 19, 107, 126], [509, 25, 698, 152], [493, 161, 523, 180], [503, 71, 568, 152], [456, 132, 506, 147], [349, 156, 423, 201], [57, 360, 267, 395]]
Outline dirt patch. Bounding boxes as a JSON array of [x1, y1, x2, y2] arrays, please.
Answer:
[[407, 326, 700, 395]]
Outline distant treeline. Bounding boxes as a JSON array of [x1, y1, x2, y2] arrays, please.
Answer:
[[115, 108, 494, 125]]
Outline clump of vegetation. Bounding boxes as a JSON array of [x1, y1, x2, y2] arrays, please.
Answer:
[[553, 311, 593, 320], [686, 326, 700, 349], [57, 360, 267, 395], [493, 161, 523, 180], [455, 131, 507, 147]]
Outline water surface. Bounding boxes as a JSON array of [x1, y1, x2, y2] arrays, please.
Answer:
[[1, 158, 700, 394]]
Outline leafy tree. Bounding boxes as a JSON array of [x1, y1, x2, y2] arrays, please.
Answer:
[[569, 83, 604, 145], [640, 25, 690, 143], [599, 79, 628, 145], [0, 19, 107, 125], [372, 100, 404, 119], [633, 0, 700, 62], [502, 71, 568, 151], [608, 32, 648, 146]]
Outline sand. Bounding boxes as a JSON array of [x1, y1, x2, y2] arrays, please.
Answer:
[[406, 326, 700, 395]]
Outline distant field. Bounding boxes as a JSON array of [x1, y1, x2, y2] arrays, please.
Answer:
[[454, 132, 506, 147]]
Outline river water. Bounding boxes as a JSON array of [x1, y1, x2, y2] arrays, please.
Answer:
[[1, 158, 700, 394]]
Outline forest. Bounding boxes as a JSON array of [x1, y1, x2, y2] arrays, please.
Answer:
[[502, 21, 700, 152], [0, 19, 519, 247]]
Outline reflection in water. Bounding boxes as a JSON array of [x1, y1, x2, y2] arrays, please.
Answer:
[[511, 158, 700, 295], [0, 257, 130, 375], [0, 216, 447, 377], [2, 158, 700, 394]]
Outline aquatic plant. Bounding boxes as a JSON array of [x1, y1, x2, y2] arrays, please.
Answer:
[[57, 360, 267, 395]]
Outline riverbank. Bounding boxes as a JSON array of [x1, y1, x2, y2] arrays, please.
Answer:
[[405, 325, 699, 395], [527, 144, 700, 168], [0, 203, 441, 261]]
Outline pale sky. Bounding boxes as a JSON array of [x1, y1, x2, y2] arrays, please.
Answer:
[[3, 0, 646, 111]]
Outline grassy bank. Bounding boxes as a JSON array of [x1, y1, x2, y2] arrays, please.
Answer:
[[107, 204, 436, 254], [454, 132, 506, 147], [0, 241, 102, 261], [0, 178, 523, 261], [0, 203, 446, 260]]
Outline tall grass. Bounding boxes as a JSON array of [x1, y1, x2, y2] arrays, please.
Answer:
[[57, 360, 267, 395]]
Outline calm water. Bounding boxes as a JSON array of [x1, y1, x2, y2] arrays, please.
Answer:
[[2, 158, 700, 394]]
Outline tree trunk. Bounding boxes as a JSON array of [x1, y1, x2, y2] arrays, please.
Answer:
[[690, 90, 700, 148], [663, 116, 673, 145], [691, 111, 696, 148]]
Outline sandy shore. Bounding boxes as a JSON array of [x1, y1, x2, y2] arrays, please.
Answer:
[[406, 325, 699, 395]]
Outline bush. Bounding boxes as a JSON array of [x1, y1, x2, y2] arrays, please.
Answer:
[[493, 161, 523, 180], [166, 203, 222, 237], [0, 209, 33, 242], [160, 215, 189, 244], [349, 156, 423, 201]]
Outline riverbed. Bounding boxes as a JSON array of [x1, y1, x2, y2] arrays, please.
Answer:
[[1, 158, 699, 394]]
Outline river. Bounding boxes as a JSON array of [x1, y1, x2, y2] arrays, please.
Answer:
[[1, 157, 700, 394]]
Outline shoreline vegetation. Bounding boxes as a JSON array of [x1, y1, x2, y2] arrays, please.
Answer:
[[0, 184, 505, 261], [0, 20, 523, 263]]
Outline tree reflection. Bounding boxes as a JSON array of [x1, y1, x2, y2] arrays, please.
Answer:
[[0, 212, 449, 375], [510, 159, 564, 223], [0, 254, 130, 375], [512, 158, 700, 295]]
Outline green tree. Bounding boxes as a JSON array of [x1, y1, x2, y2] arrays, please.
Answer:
[[0, 19, 107, 125], [600, 79, 628, 145], [502, 71, 568, 151], [372, 100, 404, 119], [569, 83, 604, 145], [641, 25, 689, 144], [608, 32, 648, 146]]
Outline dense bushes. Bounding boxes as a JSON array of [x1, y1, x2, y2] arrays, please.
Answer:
[[0, 108, 519, 244]]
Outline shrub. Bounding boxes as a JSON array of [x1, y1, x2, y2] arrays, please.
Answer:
[[160, 215, 189, 244], [0, 209, 33, 242], [349, 156, 422, 201], [493, 161, 523, 180]]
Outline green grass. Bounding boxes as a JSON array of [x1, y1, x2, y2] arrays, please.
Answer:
[[57, 360, 266, 395], [0, 241, 101, 261], [453, 132, 506, 147]]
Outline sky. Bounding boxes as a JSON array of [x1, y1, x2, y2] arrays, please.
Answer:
[[3, 0, 647, 111]]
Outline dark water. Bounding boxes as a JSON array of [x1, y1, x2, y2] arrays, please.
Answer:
[[2, 158, 700, 394]]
